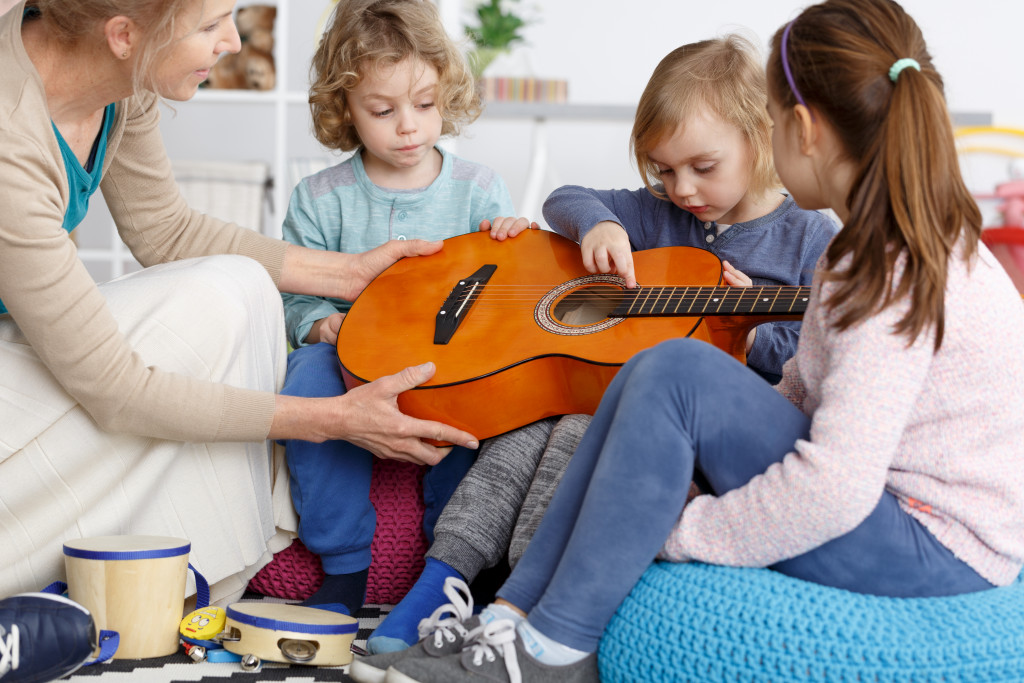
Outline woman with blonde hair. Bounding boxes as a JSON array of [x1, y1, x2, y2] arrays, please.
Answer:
[[0, 0, 476, 606]]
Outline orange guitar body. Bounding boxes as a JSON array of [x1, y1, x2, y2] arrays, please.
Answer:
[[337, 229, 800, 440]]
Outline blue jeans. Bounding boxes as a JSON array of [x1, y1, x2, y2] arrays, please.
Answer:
[[497, 338, 991, 652], [280, 342, 476, 574]]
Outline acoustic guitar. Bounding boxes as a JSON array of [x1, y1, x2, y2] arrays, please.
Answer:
[[337, 228, 809, 441]]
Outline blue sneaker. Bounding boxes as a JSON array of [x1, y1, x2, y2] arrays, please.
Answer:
[[0, 592, 97, 682]]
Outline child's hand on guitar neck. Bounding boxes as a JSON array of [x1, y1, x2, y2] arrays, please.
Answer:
[[478, 216, 539, 241], [722, 260, 753, 287], [722, 260, 757, 353], [580, 221, 637, 288]]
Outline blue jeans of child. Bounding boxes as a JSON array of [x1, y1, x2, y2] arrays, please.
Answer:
[[280, 342, 476, 575], [497, 338, 992, 652]]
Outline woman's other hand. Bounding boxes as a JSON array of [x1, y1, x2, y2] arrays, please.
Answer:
[[270, 362, 478, 465]]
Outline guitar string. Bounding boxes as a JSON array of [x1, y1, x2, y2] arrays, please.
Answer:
[[442, 290, 811, 301], [440, 286, 811, 307]]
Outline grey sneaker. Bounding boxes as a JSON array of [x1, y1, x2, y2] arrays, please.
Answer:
[[385, 619, 599, 683], [350, 577, 481, 683]]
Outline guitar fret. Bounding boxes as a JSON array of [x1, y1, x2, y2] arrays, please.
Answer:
[[643, 287, 656, 315], [713, 287, 727, 314], [732, 287, 751, 313], [653, 287, 671, 315], [672, 286, 686, 314], [789, 288, 803, 312], [685, 286, 698, 314]]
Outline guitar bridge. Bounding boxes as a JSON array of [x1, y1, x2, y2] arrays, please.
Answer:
[[434, 264, 496, 344]]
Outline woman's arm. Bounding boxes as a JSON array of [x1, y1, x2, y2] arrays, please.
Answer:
[[277, 238, 443, 302], [270, 362, 478, 463]]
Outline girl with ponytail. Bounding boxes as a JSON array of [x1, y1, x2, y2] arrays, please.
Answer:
[[350, 2, 1024, 681]]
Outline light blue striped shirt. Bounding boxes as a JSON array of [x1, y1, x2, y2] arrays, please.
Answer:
[[282, 146, 515, 347]]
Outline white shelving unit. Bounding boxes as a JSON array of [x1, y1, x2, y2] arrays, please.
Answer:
[[76, 1, 338, 281], [167, 1, 330, 241]]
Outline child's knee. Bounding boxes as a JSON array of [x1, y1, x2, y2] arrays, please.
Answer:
[[282, 342, 346, 398]]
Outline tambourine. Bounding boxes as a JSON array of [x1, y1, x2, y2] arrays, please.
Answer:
[[219, 602, 358, 669]]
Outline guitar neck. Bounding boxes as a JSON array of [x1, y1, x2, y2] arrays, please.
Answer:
[[609, 285, 812, 317]]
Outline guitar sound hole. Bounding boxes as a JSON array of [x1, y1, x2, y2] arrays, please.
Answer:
[[553, 286, 624, 325]]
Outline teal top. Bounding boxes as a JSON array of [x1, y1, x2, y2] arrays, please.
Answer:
[[280, 146, 515, 347], [0, 103, 114, 314], [53, 103, 116, 232]]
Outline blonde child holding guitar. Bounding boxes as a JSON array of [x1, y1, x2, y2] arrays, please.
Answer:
[[360, 33, 837, 658], [278, 0, 520, 616], [356, 1, 1024, 681]]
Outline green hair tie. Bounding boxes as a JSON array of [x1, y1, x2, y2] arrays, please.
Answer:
[[888, 58, 921, 83]]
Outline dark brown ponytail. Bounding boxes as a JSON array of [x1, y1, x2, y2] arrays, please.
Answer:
[[768, 0, 982, 349]]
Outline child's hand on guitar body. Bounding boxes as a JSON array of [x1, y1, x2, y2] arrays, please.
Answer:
[[478, 216, 539, 240], [580, 221, 637, 288], [308, 312, 346, 345], [321, 361, 479, 465]]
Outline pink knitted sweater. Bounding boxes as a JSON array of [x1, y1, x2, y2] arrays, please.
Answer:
[[661, 244, 1024, 586]]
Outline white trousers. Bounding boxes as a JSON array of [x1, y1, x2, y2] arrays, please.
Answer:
[[0, 255, 297, 604]]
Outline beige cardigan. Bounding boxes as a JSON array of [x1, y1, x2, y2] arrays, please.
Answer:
[[0, 4, 287, 442]]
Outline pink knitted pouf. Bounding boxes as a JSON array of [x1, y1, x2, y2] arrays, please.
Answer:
[[247, 458, 428, 605], [366, 459, 429, 604]]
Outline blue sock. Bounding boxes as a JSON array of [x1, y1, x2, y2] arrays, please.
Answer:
[[366, 558, 462, 654], [300, 569, 368, 616]]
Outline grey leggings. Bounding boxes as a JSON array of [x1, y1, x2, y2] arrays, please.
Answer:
[[426, 414, 591, 580]]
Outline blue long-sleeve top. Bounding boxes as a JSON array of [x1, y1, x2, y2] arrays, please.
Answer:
[[542, 185, 838, 379], [282, 147, 515, 347]]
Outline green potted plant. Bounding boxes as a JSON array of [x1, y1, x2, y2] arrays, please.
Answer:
[[465, 0, 529, 80]]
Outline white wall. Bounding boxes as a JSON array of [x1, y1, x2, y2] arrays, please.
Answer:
[[509, 0, 1022, 119], [18, 0, 1020, 278], [455, 0, 1024, 221]]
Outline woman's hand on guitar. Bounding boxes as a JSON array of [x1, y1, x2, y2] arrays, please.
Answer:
[[331, 362, 479, 464], [270, 364, 478, 463], [338, 239, 444, 301], [580, 221, 637, 288], [478, 216, 539, 240]]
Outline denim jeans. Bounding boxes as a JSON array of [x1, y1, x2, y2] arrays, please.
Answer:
[[498, 338, 991, 652], [280, 342, 475, 574]]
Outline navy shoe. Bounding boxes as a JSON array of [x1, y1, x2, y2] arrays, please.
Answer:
[[0, 592, 97, 682]]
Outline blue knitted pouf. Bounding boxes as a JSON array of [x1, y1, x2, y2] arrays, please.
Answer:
[[599, 561, 1024, 682]]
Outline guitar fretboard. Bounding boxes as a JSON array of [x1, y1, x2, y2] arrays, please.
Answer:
[[609, 285, 811, 317]]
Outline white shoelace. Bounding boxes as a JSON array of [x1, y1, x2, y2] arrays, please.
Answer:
[[465, 619, 522, 683], [0, 624, 20, 675], [416, 576, 475, 650]]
